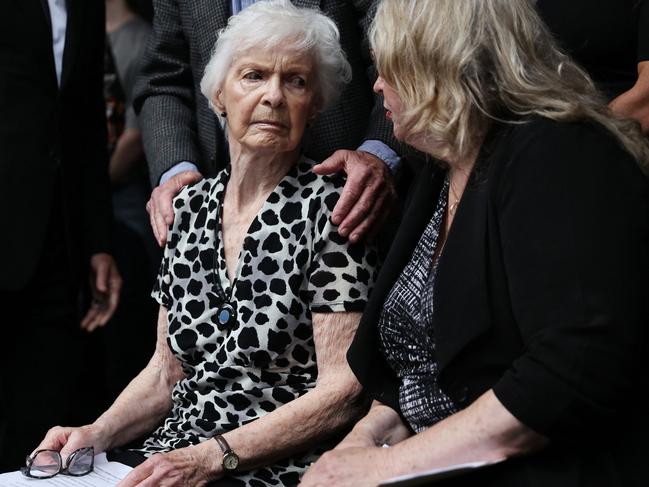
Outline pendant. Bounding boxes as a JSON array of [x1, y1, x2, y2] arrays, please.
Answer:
[[217, 302, 237, 328]]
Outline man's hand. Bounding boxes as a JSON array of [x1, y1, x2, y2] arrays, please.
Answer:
[[117, 442, 221, 487], [80, 253, 122, 332], [313, 150, 396, 243], [146, 170, 203, 246]]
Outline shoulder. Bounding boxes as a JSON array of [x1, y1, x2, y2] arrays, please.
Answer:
[[172, 175, 220, 217], [292, 157, 345, 215], [490, 116, 645, 192]]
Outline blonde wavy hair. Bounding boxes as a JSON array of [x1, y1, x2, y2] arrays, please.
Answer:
[[370, 0, 649, 171]]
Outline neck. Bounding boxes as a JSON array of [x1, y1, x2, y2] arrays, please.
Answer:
[[226, 142, 300, 211], [106, 0, 135, 33]]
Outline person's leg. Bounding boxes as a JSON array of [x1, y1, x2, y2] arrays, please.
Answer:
[[0, 218, 87, 471]]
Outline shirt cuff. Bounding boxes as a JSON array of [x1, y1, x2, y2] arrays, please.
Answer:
[[159, 161, 200, 185], [358, 140, 401, 172]]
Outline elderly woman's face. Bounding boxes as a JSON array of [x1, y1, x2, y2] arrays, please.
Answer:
[[215, 48, 319, 156]]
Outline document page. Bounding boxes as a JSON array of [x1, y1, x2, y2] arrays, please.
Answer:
[[0, 454, 132, 487], [379, 459, 503, 486]]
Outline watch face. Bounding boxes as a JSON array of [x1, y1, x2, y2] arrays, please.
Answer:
[[223, 452, 239, 471]]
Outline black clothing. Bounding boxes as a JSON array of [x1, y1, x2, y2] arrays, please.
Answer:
[[537, 0, 649, 99], [378, 177, 456, 433], [0, 0, 109, 471], [348, 117, 649, 486]]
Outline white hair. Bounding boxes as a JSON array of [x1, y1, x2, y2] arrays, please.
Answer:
[[200, 0, 351, 118]]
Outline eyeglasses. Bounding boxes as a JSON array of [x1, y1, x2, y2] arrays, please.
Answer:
[[21, 447, 94, 479]]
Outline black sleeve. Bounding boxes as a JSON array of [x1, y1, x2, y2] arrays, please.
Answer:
[[491, 119, 649, 442]]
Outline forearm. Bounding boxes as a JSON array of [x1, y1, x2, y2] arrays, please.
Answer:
[[109, 128, 144, 185], [380, 389, 547, 479], [93, 307, 184, 451], [92, 360, 176, 450], [221, 375, 365, 472]]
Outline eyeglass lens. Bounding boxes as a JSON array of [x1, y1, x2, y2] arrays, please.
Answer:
[[30, 450, 62, 478], [66, 447, 94, 475]]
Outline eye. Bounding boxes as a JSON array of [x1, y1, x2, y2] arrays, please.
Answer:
[[243, 70, 263, 81], [289, 76, 306, 88]]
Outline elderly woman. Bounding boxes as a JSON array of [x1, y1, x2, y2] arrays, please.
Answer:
[[301, 1, 649, 486], [34, 2, 377, 486]]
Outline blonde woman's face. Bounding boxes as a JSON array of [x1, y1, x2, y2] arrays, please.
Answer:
[[373, 75, 406, 140]]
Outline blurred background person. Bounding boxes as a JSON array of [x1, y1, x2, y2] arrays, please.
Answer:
[[99, 0, 159, 409], [0, 0, 120, 471], [536, 0, 649, 131], [301, 0, 649, 486]]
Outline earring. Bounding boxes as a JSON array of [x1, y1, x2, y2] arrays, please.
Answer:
[[220, 112, 227, 117]]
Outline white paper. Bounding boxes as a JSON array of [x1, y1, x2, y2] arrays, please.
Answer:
[[0, 454, 132, 487], [379, 459, 503, 486]]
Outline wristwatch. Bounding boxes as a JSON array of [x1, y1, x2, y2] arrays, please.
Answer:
[[214, 435, 239, 471]]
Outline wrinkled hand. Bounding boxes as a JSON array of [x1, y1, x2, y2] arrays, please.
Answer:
[[334, 424, 380, 450], [80, 253, 122, 332], [147, 170, 203, 246], [117, 442, 221, 487], [300, 447, 391, 487], [313, 150, 396, 243], [35, 424, 110, 463]]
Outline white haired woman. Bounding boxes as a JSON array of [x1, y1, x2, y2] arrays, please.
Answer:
[[301, 1, 649, 486], [33, 2, 378, 486]]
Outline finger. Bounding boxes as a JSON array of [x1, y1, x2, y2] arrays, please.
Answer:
[[99, 275, 122, 326], [153, 207, 169, 247], [35, 426, 69, 453], [367, 195, 394, 241], [148, 201, 163, 246], [336, 177, 380, 236], [313, 150, 349, 175], [117, 462, 154, 487], [94, 259, 109, 293], [332, 172, 370, 227], [80, 304, 102, 331], [158, 189, 176, 227], [347, 193, 387, 243]]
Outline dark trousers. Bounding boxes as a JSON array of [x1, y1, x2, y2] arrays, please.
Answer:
[[0, 205, 95, 472]]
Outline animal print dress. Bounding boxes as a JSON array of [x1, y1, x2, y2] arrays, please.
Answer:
[[139, 158, 378, 486]]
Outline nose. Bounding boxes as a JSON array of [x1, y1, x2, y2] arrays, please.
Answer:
[[373, 76, 384, 95], [262, 75, 285, 108]]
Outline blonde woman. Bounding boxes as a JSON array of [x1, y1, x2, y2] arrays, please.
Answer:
[[301, 1, 649, 486]]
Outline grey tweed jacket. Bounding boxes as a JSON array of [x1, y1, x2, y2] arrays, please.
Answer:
[[133, 0, 397, 185]]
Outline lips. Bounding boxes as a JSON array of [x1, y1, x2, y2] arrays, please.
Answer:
[[253, 120, 287, 129]]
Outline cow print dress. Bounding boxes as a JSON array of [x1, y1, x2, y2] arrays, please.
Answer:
[[138, 158, 378, 486]]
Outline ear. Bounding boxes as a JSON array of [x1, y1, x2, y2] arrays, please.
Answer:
[[308, 99, 322, 122], [212, 89, 226, 113]]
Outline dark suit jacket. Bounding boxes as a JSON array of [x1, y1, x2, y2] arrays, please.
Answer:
[[0, 0, 110, 291], [133, 0, 397, 184], [348, 117, 649, 486]]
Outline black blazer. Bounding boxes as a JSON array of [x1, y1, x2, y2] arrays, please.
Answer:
[[348, 117, 649, 486], [0, 0, 110, 290], [133, 0, 399, 185]]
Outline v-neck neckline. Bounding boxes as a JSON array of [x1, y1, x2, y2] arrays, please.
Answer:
[[212, 160, 301, 298]]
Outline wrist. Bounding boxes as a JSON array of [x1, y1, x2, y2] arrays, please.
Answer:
[[89, 419, 115, 452], [201, 438, 225, 479]]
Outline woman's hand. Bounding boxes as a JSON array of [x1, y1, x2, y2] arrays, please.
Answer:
[[335, 401, 411, 450], [300, 447, 392, 487], [35, 424, 111, 462], [117, 441, 222, 487]]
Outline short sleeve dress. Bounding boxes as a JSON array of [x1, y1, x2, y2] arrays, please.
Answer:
[[140, 157, 378, 486]]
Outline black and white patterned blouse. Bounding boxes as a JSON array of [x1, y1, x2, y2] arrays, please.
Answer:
[[377, 176, 457, 433], [141, 157, 378, 485]]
